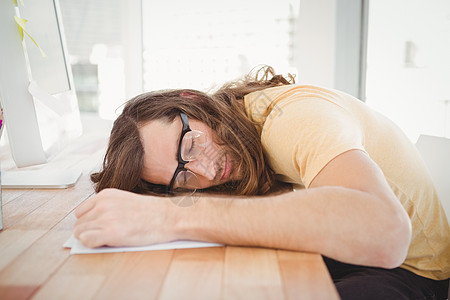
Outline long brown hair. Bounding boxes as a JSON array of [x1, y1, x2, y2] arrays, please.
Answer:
[[91, 65, 295, 195]]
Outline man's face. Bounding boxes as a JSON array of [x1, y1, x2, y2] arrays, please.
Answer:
[[139, 116, 242, 190]]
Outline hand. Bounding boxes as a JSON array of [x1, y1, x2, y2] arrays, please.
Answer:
[[73, 188, 175, 248]]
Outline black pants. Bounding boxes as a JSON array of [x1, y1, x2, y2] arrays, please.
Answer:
[[323, 257, 449, 300]]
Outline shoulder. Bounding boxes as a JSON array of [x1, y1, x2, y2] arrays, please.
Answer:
[[244, 84, 356, 124]]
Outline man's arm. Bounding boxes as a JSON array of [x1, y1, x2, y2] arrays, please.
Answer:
[[74, 149, 411, 268], [175, 149, 411, 268]]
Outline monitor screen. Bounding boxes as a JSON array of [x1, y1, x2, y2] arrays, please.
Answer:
[[0, 0, 82, 187]]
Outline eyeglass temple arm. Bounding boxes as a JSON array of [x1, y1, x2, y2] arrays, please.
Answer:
[[180, 112, 190, 131]]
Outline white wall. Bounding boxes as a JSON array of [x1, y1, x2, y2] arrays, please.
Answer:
[[365, 0, 450, 142], [293, 0, 337, 88]]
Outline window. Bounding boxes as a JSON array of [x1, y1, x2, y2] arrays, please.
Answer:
[[59, 0, 141, 119], [142, 0, 299, 92]]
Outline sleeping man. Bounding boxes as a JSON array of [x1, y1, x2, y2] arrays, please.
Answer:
[[74, 66, 450, 300]]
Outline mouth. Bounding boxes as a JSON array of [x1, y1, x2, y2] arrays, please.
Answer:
[[220, 154, 231, 181]]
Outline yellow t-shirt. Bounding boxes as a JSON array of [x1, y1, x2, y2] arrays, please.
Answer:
[[244, 84, 450, 281]]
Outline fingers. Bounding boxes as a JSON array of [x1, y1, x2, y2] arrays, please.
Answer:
[[72, 189, 165, 248], [74, 193, 105, 247], [75, 196, 96, 218], [74, 217, 97, 237], [74, 189, 126, 248], [75, 188, 118, 219], [73, 217, 113, 248], [77, 229, 107, 248]]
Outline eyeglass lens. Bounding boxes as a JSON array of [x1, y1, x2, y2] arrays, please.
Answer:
[[173, 171, 199, 190], [173, 130, 207, 190], [180, 130, 207, 161]]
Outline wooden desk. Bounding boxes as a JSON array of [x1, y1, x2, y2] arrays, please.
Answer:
[[0, 115, 339, 300]]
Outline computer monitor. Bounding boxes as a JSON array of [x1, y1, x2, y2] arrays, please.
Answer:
[[0, 0, 82, 188]]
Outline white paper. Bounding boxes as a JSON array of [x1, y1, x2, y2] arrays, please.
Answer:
[[64, 235, 223, 255]]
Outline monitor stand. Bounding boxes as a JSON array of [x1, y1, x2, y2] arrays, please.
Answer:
[[1, 169, 82, 189]]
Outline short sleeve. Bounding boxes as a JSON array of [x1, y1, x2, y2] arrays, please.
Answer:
[[261, 98, 366, 187]]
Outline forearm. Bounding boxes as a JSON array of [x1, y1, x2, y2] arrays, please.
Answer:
[[173, 186, 411, 268]]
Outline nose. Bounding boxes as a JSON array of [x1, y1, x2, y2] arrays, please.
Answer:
[[185, 153, 217, 181]]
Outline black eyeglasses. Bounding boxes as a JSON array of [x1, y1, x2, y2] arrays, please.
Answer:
[[168, 113, 207, 192]]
